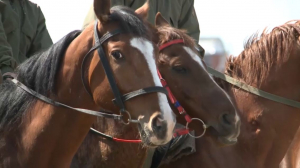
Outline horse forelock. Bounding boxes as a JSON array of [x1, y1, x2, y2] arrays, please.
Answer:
[[226, 20, 300, 86], [157, 26, 196, 52], [109, 6, 150, 40]]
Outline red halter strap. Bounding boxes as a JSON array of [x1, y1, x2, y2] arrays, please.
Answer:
[[159, 39, 184, 51], [113, 39, 189, 141], [157, 69, 192, 137], [157, 69, 191, 122], [89, 39, 190, 143], [157, 70, 191, 119], [158, 39, 193, 137]]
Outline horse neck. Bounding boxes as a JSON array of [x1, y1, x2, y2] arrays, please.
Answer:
[[11, 26, 102, 168], [16, 101, 96, 167], [72, 117, 147, 168], [265, 25, 300, 168], [228, 65, 300, 167]]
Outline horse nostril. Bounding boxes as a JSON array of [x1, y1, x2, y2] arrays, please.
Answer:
[[151, 115, 167, 139], [220, 113, 234, 126], [152, 115, 163, 131]]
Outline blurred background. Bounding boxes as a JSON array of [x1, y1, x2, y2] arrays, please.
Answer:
[[32, 0, 299, 72], [195, 0, 299, 72]]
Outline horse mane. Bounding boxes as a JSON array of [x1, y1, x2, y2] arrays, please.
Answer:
[[0, 30, 81, 134], [225, 20, 300, 86], [0, 5, 152, 135], [156, 25, 196, 51]]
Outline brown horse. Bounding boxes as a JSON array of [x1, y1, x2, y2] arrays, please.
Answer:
[[71, 8, 241, 168], [161, 20, 300, 168], [280, 22, 300, 167], [0, 0, 177, 167], [280, 129, 300, 168]]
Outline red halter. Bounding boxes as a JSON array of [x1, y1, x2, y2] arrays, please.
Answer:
[[158, 39, 193, 137], [159, 39, 184, 51], [90, 39, 196, 143]]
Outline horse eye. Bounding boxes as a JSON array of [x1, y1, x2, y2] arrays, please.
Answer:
[[111, 51, 123, 60], [172, 66, 187, 74]]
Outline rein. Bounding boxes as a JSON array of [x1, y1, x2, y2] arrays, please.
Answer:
[[207, 67, 300, 109], [8, 20, 168, 139], [88, 39, 209, 143], [80, 20, 168, 124]]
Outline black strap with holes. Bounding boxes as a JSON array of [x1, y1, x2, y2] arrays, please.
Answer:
[[93, 21, 126, 112], [9, 20, 169, 121]]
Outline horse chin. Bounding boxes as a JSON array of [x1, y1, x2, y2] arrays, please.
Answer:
[[218, 120, 241, 146], [208, 126, 239, 146], [217, 136, 238, 146], [137, 123, 167, 148]]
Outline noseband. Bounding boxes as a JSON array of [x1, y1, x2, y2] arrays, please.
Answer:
[[80, 20, 168, 124], [9, 20, 168, 125], [90, 39, 208, 143]]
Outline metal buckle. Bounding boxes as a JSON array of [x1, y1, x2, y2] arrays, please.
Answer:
[[120, 110, 131, 125], [185, 118, 208, 139]]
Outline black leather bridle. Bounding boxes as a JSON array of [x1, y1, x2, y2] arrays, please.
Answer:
[[10, 20, 168, 125]]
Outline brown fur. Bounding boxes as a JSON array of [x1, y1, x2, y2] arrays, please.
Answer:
[[155, 13, 240, 142], [0, 0, 173, 167], [71, 11, 241, 168], [156, 26, 196, 50], [279, 22, 300, 168], [162, 20, 300, 168], [227, 20, 300, 87]]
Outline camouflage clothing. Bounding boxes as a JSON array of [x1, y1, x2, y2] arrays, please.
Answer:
[[0, 0, 53, 74], [82, 0, 200, 44]]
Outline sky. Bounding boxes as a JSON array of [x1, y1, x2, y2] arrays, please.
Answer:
[[32, 0, 299, 56]]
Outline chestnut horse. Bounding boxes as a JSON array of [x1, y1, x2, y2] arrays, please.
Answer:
[[0, 0, 177, 167], [71, 9, 240, 168], [161, 20, 300, 168], [279, 24, 300, 168], [280, 130, 300, 168]]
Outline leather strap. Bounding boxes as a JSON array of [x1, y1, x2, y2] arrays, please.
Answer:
[[89, 128, 142, 143], [157, 69, 191, 123], [11, 79, 122, 119], [93, 21, 126, 112], [207, 67, 300, 109], [81, 22, 124, 102], [112, 86, 168, 103], [83, 21, 168, 113], [81, 44, 102, 98]]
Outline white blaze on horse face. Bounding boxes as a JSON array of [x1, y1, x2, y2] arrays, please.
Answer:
[[183, 46, 241, 137], [183, 46, 206, 70], [130, 37, 176, 144]]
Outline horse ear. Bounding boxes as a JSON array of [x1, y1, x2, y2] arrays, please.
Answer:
[[155, 12, 170, 27], [94, 0, 111, 23], [135, 0, 149, 20]]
